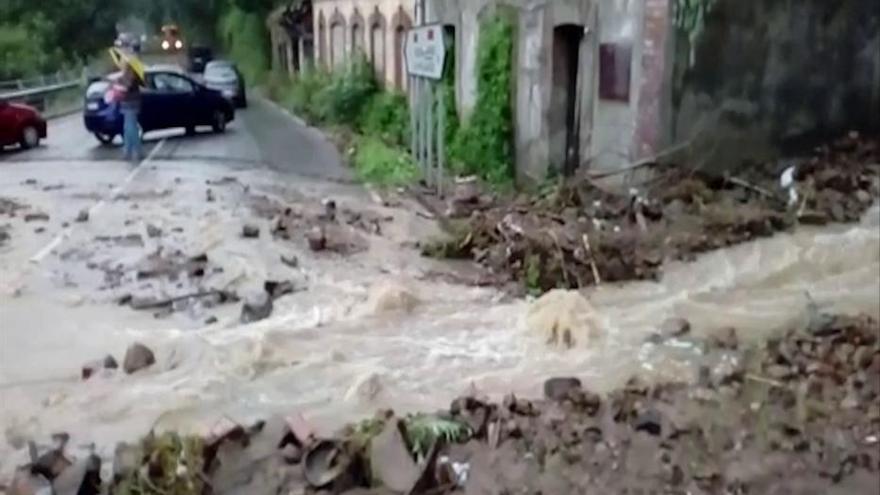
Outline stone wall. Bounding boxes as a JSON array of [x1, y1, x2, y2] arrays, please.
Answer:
[[670, 0, 880, 170]]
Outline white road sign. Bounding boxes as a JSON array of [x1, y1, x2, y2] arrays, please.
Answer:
[[404, 24, 447, 80]]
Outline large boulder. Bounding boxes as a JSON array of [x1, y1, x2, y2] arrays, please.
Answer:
[[240, 290, 273, 324], [123, 343, 156, 374]]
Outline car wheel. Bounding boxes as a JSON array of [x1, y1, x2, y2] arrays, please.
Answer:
[[211, 110, 227, 133], [185, 126, 196, 136], [20, 126, 41, 149], [94, 132, 116, 146]]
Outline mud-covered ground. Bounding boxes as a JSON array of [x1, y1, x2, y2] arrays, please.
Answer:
[[11, 311, 878, 494], [422, 134, 880, 293]]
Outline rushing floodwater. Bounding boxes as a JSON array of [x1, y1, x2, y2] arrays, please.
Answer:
[[1, 161, 877, 480]]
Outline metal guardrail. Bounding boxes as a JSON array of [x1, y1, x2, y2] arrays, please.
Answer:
[[0, 70, 87, 101], [0, 80, 82, 100]]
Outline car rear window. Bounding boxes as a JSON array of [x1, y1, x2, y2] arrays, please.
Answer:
[[205, 65, 236, 80]]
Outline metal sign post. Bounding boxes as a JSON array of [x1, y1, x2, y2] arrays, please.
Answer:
[[404, 24, 447, 196]]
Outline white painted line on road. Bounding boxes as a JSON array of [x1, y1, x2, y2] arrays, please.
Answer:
[[28, 139, 167, 264]]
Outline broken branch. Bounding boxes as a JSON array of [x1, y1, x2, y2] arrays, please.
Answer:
[[581, 233, 602, 286]]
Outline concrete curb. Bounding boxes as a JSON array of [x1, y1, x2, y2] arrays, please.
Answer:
[[253, 89, 310, 128]]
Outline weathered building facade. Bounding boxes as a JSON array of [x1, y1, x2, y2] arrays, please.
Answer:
[[432, 0, 879, 183], [270, 0, 880, 183], [428, 0, 671, 182], [310, 0, 415, 89]]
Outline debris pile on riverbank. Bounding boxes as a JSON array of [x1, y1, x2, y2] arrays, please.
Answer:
[[423, 134, 880, 292], [10, 312, 877, 494]]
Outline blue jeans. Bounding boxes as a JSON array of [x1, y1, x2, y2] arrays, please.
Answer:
[[122, 108, 142, 162]]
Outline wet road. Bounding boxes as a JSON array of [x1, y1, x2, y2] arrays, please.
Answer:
[[1, 99, 879, 482], [1, 96, 350, 181]]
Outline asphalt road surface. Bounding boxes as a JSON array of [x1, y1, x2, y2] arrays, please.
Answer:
[[1, 96, 350, 181]]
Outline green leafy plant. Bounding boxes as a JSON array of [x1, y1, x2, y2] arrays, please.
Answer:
[[438, 33, 460, 156], [525, 253, 542, 295], [359, 91, 410, 146], [353, 135, 420, 186], [321, 55, 379, 125], [403, 414, 471, 460], [218, 6, 270, 84], [450, 15, 515, 186], [114, 432, 205, 495]]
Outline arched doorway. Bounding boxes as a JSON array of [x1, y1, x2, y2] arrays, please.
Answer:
[[317, 12, 327, 69], [350, 8, 365, 57], [329, 9, 346, 69], [391, 7, 412, 90], [368, 9, 387, 84]]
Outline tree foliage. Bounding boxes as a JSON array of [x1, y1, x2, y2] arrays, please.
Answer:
[[0, 0, 285, 79]]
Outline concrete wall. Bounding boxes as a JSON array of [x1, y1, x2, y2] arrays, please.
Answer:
[[313, 0, 414, 90], [670, 0, 880, 170]]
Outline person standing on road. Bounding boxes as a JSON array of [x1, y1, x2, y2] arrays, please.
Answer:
[[119, 62, 143, 163]]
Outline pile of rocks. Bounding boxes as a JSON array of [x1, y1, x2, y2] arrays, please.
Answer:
[[15, 312, 875, 494]]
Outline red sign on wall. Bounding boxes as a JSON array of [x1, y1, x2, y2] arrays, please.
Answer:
[[599, 43, 632, 103]]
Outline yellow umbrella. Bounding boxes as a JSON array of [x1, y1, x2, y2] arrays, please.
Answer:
[[108, 47, 145, 82]]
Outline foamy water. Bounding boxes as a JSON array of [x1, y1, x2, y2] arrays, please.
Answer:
[[1, 158, 877, 480]]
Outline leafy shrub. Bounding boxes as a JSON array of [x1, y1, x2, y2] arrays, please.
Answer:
[[359, 91, 410, 146], [279, 68, 332, 122], [450, 15, 515, 185], [353, 135, 420, 186], [319, 55, 378, 125]]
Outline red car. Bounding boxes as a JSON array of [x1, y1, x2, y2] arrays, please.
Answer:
[[0, 99, 47, 149]]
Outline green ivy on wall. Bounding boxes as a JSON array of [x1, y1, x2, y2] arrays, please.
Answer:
[[673, 0, 719, 66], [449, 14, 515, 185]]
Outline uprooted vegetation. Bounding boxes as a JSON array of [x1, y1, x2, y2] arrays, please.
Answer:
[[423, 134, 880, 293]]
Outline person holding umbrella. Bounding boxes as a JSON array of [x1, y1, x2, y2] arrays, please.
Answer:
[[108, 48, 146, 163]]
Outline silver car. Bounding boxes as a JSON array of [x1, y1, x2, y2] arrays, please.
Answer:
[[203, 60, 247, 108]]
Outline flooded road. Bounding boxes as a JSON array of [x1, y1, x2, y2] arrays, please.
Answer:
[[1, 104, 878, 480]]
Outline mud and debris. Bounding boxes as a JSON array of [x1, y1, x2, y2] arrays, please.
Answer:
[[247, 192, 391, 255], [423, 135, 879, 292], [15, 312, 876, 494], [23, 212, 49, 223], [0, 197, 26, 217], [104, 250, 242, 317], [241, 223, 260, 238]]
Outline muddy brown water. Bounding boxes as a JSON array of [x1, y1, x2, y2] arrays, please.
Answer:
[[0, 159, 878, 481]]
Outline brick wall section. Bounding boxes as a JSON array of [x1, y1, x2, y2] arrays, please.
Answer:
[[634, 0, 671, 158]]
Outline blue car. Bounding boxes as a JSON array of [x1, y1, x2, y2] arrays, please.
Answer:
[[84, 69, 235, 145]]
